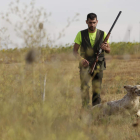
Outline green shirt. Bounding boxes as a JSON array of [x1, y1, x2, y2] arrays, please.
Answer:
[[74, 29, 109, 47]]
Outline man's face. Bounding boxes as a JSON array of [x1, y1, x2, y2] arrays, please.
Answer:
[[86, 18, 98, 31]]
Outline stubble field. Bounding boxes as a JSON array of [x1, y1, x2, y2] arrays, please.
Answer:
[[0, 50, 140, 140]]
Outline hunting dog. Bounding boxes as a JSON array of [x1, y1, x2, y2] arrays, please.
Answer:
[[92, 85, 140, 116], [80, 85, 140, 125]]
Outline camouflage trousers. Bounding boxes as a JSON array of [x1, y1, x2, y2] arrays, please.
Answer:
[[79, 66, 103, 108]]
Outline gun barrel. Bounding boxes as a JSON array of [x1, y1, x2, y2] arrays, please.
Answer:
[[109, 11, 122, 33], [89, 11, 122, 75]]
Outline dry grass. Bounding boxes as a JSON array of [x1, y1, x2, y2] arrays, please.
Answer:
[[0, 51, 140, 140]]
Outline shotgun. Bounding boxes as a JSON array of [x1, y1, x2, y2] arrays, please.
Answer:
[[89, 11, 122, 75]]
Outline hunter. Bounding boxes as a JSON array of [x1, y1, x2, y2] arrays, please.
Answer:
[[73, 13, 110, 107]]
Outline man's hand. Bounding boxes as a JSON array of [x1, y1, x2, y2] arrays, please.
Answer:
[[81, 58, 89, 68], [100, 42, 108, 50], [100, 42, 110, 53]]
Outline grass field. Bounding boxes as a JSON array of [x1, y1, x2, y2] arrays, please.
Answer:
[[0, 49, 140, 140], [0, 0, 140, 139]]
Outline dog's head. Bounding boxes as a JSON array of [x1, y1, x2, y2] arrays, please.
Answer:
[[124, 85, 140, 96]]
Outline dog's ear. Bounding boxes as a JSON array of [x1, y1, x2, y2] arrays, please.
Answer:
[[124, 86, 127, 89], [124, 85, 133, 89]]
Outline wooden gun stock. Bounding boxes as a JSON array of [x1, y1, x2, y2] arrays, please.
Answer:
[[103, 33, 111, 44], [89, 11, 122, 75]]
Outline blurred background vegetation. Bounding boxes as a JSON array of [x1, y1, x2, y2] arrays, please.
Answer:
[[0, 42, 140, 64]]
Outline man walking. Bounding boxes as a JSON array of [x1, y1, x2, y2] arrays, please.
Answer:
[[73, 13, 110, 108]]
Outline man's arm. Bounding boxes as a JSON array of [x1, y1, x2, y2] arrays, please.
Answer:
[[73, 43, 81, 61], [73, 43, 89, 67]]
